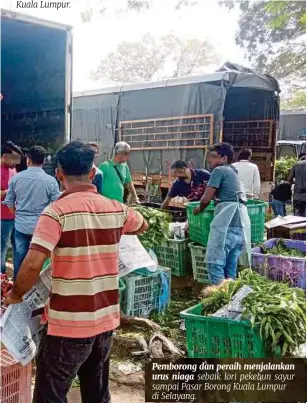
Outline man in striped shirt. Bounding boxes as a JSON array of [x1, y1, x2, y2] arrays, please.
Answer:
[[6, 141, 147, 403]]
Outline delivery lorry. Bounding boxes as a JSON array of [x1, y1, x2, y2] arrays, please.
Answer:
[[1, 9, 72, 155], [73, 63, 280, 201]]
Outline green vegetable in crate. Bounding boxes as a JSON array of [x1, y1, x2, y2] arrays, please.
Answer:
[[261, 239, 305, 258], [133, 206, 170, 249], [200, 269, 306, 356], [242, 284, 306, 356]]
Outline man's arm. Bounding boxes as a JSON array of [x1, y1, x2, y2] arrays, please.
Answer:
[[194, 168, 222, 215], [2, 179, 16, 214], [49, 179, 61, 202], [194, 187, 217, 214], [288, 166, 295, 184], [161, 181, 180, 209], [161, 196, 172, 209], [0, 190, 7, 200], [6, 250, 48, 303], [253, 166, 261, 199], [122, 206, 148, 235], [126, 182, 139, 203], [5, 206, 61, 305]]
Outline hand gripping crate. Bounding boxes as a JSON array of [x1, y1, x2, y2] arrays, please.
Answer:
[[251, 239, 306, 290], [1, 349, 32, 403], [154, 238, 190, 277], [186, 202, 215, 246], [188, 243, 210, 284], [180, 304, 267, 358], [187, 200, 267, 246], [121, 266, 171, 317]]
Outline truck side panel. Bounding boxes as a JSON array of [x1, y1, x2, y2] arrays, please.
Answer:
[[1, 11, 72, 150]]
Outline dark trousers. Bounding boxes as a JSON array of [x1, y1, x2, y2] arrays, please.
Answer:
[[33, 327, 113, 403], [14, 230, 32, 279], [294, 200, 306, 217]]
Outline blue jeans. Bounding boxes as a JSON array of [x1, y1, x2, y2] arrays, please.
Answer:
[[270, 199, 286, 217], [207, 227, 244, 285], [14, 230, 32, 279], [1, 220, 15, 274]]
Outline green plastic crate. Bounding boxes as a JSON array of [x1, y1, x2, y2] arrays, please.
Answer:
[[180, 303, 266, 358], [187, 200, 267, 246], [189, 243, 210, 284], [186, 201, 215, 246], [121, 266, 171, 317], [246, 199, 267, 243], [154, 238, 190, 277]]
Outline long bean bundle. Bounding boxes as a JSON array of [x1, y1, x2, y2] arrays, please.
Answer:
[[201, 270, 306, 356]]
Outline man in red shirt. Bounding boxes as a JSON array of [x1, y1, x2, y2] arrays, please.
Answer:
[[1, 141, 22, 274], [6, 141, 148, 402]]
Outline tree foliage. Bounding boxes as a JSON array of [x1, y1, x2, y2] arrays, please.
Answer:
[[81, 0, 199, 22], [281, 90, 306, 110], [92, 34, 219, 84], [220, 1, 306, 82]]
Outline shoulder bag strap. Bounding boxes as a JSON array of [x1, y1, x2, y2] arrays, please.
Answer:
[[112, 164, 125, 186]]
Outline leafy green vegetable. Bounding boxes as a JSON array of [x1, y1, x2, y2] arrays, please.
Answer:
[[200, 269, 306, 356], [133, 205, 170, 249], [261, 239, 305, 258], [275, 157, 296, 183]]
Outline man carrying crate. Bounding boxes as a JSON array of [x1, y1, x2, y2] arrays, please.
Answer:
[[194, 143, 251, 285], [5, 141, 148, 403]]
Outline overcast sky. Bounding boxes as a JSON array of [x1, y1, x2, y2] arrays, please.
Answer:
[[2, 0, 246, 91]]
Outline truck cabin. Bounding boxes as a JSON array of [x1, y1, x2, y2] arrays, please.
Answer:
[[276, 140, 306, 160]]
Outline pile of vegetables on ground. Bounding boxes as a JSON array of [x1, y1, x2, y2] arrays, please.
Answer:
[[260, 239, 305, 258], [201, 269, 306, 356], [133, 205, 170, 248]]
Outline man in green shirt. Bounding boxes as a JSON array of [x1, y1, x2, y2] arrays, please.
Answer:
[[99, 142, 139, 203]]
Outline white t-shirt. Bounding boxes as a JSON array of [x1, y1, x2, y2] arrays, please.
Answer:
[[233, 160, 261, 198]]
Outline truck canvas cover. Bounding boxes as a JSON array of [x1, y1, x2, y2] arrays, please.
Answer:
[[72, 63, 280, 175]]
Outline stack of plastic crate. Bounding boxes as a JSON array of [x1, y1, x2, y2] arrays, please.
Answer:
[[1, 349, 32, 403], [251, 239, 306, 290], [186, 200, 268, 284], [154, 238, 191, 277], [120, 266, 171, 317]]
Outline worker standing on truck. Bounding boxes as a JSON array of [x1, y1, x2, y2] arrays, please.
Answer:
[[1, 141, 22, 274], [288, 153, 306, 217], [5, 141, 147, 403], [87, 142, 103, 194], [194, 143, 251, 285], [3, 146, 60, 278], [161, 160, 211, 209], [233, 149, 261, 199], [99, 142, 139, 203]]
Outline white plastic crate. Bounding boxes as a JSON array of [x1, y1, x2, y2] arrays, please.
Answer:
[[121, 266, 171, 317]]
